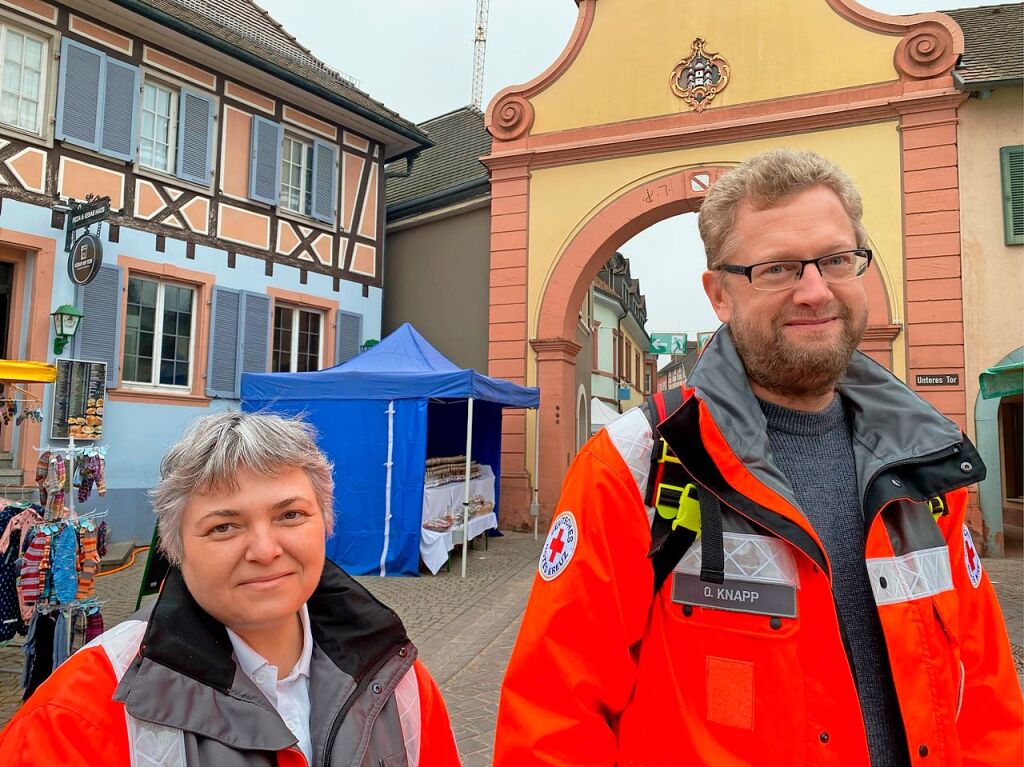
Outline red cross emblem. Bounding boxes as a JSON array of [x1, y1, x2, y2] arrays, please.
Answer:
[[539, 511, 578, 581], [548, 526, 566, 563], [962, 525, 982, 588]]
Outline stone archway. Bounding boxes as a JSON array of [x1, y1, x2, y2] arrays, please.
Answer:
[[484, 0, 968, 528], [530, 165, 901, 519]]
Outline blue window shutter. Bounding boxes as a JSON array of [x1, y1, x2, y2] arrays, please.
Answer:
[[98, 57, 139, 161], [311, 139, 338, 224], [206, 287, 241, 398], [249, 116, 282, 205], [336, 311, 362, 364], [177, 89, 215, 186], [239, 292, 271, 381], [73, 264, 122, 388], [56, 39, 103, 150]]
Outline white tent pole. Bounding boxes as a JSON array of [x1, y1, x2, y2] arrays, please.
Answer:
[[461, 397, 475, 579], [531, 409, 540, 541], [380, 400, 395, 577]]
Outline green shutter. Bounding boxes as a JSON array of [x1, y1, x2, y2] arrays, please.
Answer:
[[1001, 145, 1024, 246]]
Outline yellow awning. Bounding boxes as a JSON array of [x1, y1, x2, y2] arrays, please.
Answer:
[[0, 359, 57, 383]]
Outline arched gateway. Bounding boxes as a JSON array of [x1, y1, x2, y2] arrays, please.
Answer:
[[484, 0, 968, 528]]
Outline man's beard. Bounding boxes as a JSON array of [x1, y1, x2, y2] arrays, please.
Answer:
[[730, 301, 868, 400]]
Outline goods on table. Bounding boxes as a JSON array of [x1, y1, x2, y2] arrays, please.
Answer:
[[424, 455, 482, 488], [423, 512, 455, 532]]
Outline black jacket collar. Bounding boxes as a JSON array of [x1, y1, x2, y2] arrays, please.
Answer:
[[140, 559, 408, 692]]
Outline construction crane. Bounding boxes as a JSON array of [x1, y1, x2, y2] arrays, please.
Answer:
[[471, 0, 490, 109]]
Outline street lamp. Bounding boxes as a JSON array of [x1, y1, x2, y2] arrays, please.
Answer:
[[50, 304, 84, 355]]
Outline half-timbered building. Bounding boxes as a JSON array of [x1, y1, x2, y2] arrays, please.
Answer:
[[0, 0, 428, 544]]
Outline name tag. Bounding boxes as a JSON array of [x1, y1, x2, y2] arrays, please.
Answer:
[[672, 573, 797, 618]]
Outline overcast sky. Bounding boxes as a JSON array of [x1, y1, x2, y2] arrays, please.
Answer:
[[257, 0, 990, 349]]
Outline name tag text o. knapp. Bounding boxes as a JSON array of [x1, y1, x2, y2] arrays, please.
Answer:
[[672, 573, 797, 618]]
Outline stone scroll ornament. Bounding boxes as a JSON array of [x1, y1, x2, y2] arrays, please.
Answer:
[[488, 95, 535, 141], [671, 38, 731, 113], [894, 21, 957, 80]]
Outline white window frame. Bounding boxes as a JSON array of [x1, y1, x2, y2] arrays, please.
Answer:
[[273, 303, 324, 373], [0, 21, 48, 137], [122, 275, 197, 391], [279, 132, 314, 217], [138, 77, 178, 175]]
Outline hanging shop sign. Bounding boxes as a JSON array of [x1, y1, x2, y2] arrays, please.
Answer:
[[50, 359, 106, 441], [68, 233, 102, 286], [916, 373, 960, 387], [64, 196, 109, 285]]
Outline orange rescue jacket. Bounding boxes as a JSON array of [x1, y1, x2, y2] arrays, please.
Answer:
[[0, 561, 461, 767], [495, 331, 1023, 767]]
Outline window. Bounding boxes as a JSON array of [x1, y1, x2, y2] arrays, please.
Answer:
[[249, 117, 338, 223], [273, 304, 323, 373], [280, 134, 314, 216], [136, 76, 214, 185], [0, 23, 46, 134], [139, 81, 177, 173], [1001, 145, 1023, 246], [123, 276, 195, 388]]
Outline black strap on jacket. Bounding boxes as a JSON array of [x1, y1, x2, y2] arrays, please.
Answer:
[[640, 387, 723, 594], [696, 486, 725, 584]]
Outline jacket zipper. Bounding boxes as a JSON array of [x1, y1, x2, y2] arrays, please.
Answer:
[[321, 644, 406, 766]]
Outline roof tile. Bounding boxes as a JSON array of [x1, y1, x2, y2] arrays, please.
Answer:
[[943, 3, 1023, 87], [134, 0, 424, 138], [386, 106, 492, 208]]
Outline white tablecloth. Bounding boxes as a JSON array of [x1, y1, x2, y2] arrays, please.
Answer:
[[420, 466, 497, 574]]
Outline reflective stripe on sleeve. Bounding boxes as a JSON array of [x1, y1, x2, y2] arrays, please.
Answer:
[[88, 620, 188, 767], [395, 666, 421, 767], [866, 545, 953, 606], [604, 407, 655, 501]]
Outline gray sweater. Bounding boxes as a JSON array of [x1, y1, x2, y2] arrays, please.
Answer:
[[758, 394, 909, 767]]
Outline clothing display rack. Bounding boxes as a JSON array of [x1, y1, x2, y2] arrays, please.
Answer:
[[33, 437, 108, 521], [4, 439, 113, 697]]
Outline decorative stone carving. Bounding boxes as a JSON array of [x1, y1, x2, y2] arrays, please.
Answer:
[[895, 22, 957, 80], [488, 95, 535, 141], [671, 38, 730, 113]]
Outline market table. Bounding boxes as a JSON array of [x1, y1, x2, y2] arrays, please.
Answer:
[[420, 465, 497, 574]]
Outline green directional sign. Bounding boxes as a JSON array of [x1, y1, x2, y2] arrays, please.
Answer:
[[649, 333, 688, 355]]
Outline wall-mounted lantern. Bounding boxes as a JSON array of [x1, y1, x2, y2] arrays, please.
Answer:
[[50, 304, 84, 355]]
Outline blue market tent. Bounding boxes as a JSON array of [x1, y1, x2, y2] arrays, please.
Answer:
[[241, 323, 539, 577]]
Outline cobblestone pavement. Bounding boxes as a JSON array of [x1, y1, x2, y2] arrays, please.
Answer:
[[0, 536, 1019, 767]]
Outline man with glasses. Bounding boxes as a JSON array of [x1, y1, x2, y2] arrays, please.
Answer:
[[494, 149, 1022, 766]]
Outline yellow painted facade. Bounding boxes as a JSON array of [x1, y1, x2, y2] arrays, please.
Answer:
[[529, 0, 901, 134], [958, 87, 1024, 439], [491, 0, 973, 530]]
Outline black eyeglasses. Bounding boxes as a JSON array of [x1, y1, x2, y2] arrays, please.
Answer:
[[717, 249, 873, 291]]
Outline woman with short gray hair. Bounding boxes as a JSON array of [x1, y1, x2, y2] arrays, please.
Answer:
[[1, 410, 462, 767]]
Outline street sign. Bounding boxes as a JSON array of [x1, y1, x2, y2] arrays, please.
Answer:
[[617, 386, 631, 400], [650, 333, 688, 355], [916, 373, 960, 386]]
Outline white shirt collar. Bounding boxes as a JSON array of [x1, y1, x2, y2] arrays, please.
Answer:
[[226, 604, 313, 684]]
